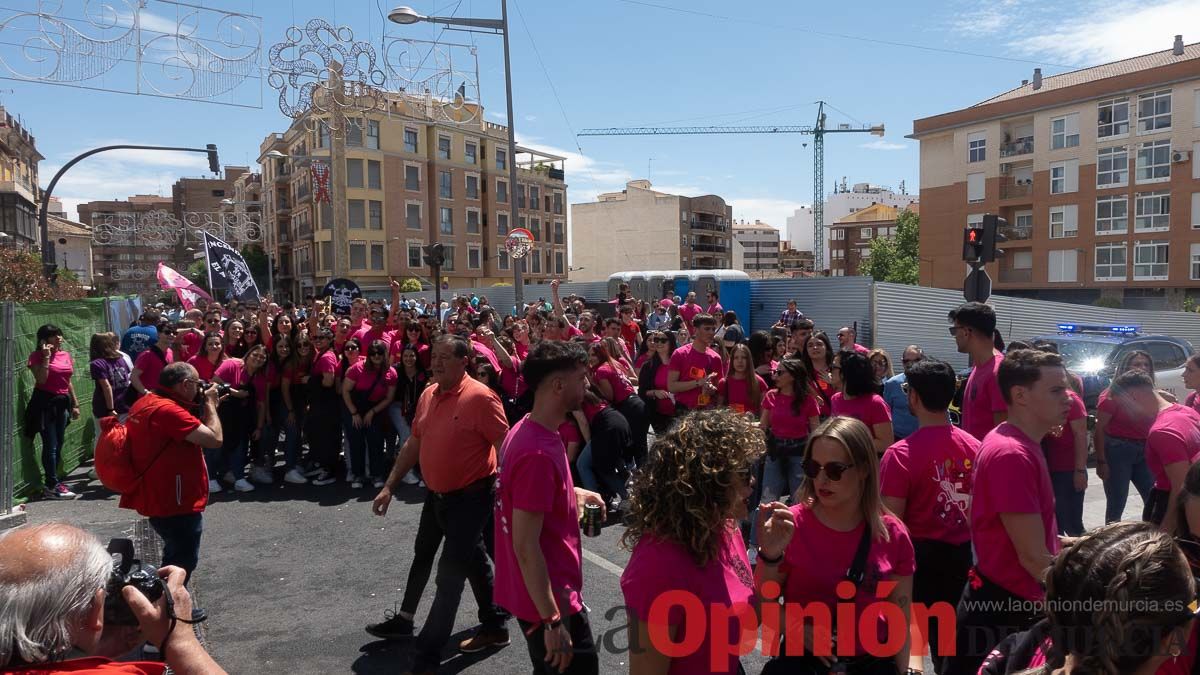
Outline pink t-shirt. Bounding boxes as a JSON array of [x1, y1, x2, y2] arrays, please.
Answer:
[[594, 363, 635, 404], [494, 416, 584, 623], [133, 348, 173, 392], [880, 425, 978, 544], [28, 349, 73, 395], [677, 302, 702, 331], [761, 389, 821, 440], [717, 374, 767, 415], [558, 418, 583, 447], [779, 507, 915, 656], [706, 302, 723, 316], [830, 392, 892, 437], [498, 356, 525, 399], [1043, 390, 1087, 472], [214, 358, 267, 402], [344, 361, 399, 403], [971, 423, 1059, 600], [652, 363, 674, 415], [668, 343, 724, 410], [178, 331, 203, 362], [620, 524, 756, 675], [389, 340, 430, 368], [353, 326, 395, 349], [310, 349, 339, 378], [1098, 388, 1154, 440], [186, 355, 222, 382], [1146, 404, 1200, 490], [962, 352, 1006, 441], [1186, 391, 1200, 416]]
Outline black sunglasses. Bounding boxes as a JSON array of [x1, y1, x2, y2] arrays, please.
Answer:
[[649, 336, 667, 343], [802, 459, 854, 481], [345, 344, 360, 350]]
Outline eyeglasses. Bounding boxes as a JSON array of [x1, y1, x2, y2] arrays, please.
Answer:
[[948, 326, 964, 336], [802, 459, 854, 481], [345, 345, 360, 351], [369, 352, 386, 358], [649, 337, 667, 343]]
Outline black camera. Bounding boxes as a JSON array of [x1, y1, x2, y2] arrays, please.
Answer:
[[193, 380, 231, 403], [103, 539, 165, 626]]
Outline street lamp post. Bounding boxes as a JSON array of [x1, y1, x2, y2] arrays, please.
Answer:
[[388, 4, 524, 313]]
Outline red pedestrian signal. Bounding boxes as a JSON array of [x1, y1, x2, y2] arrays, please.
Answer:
[[963, 226, 984, 262]]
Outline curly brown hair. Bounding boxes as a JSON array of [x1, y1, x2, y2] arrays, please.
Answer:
[[621, 407, 766, 566]]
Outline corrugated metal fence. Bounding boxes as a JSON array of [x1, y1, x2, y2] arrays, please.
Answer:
[[747, 277, 874, 342]]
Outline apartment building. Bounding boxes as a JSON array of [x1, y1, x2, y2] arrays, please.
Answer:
[[778, 243, 816, 277], [732, 219, 780, 272], [785, 182, 915, 267], [828, 203, 917, 277], [912, 37, 1200, 309], [0, 106, 42, 249], [570, 180, 733, 283], [257, 92, 568, 300]]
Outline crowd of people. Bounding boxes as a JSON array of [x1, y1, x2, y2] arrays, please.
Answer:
[[9, 283, 1200, 675]]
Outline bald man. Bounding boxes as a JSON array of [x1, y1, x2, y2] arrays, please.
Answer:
[[0, 522, 225, 673]]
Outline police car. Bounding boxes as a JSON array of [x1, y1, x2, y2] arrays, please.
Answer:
[[1030, 323, 1194, 408]]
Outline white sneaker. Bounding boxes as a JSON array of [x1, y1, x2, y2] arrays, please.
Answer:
[[351, 479, 364, 489], [303, 465, 324, 478], [250, 467, 273, 484], [88, 467, 99, 480], [233, 478, 255, 492], [312, 471, 336, 487], [373, 478, 385, 489], [208, 479, 222, 494], [283, 468, 308, 485], [222, 471, 236, 484], [400, 471, 420, 485]]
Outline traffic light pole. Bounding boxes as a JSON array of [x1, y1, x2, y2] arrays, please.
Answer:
[[37, 143, 219, 279]]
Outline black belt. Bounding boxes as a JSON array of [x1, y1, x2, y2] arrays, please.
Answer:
[[432, 474, 496, 499]]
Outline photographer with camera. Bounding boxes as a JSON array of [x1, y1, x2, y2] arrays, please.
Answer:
[[0, 522, 226, 674], [120, 363, 224, 595]]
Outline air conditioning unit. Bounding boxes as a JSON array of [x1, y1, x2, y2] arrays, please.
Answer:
[[1173, 150, 1190, 163]]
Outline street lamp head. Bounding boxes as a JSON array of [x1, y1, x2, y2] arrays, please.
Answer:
[[264, 150, 288, 159], [388, 6, 424, 24], [220, 198, 234, 205], [869, 125, 886, 137]]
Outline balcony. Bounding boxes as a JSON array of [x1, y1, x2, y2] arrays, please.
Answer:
[[999, 137, 1034, 158], [999, 222, 1033, 241], [548, 167, 565, 181], [274, 166, 292, 183], [999, 268, 1032, 283], [692, 242, 728, 253], [690, 218, 728, 233], [1000, 179, 1033, 200]]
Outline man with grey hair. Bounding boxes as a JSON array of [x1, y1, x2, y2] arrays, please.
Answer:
[[0, 522, 225, 672], [883, 345, 926, 440]]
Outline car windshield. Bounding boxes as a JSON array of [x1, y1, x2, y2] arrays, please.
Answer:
[[1041, 339, 1117, 374]]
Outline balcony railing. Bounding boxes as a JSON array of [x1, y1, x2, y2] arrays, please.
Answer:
[[999, 268, 1032, 283], [1000, 180, 1033, 200], [692, 242, 728, 253], [548, 167, 565, 181], [999, 138, 1034, 158], [690, 219, 727, 233], [999, 223, 1033, 241]]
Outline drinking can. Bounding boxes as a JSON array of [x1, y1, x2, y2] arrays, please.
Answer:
[[582, 503, 602, 537]]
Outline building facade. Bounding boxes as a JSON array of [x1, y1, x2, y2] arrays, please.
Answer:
[[0, 106, 42, 249], [47, 214, 93, 285], [828, 203, 916, 277], [570, 179, 733, 282], [912, 38, 1200, 309], [778, 243, 816, 276], [258, 93, 567, 300], [785, 182, 915, 267], [732, 219, 780, 273]]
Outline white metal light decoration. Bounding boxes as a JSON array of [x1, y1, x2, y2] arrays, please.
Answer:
[[92, 210, 261, 249], [0, 0, 262, 106], [382, 37, 481, 125]]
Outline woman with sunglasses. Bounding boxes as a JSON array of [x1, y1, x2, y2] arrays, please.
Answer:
[[756, 416, 914, 675], [391, 321, 431, 370], [589, 339, 649, 468], [343, 340, 397, 489], [868, 348, 893, 394], [637, 330, 678, 434], [209, 344, 269, 494], [801, 332, 836, 418], [336, 337, 364, 480], [387, 344, 428, 487], [718, 343, 766, 417], [978, 521, 1198, 675], [1095, 350, 1159, 523], [759, 359, 821, 508], [282, 337, 314, 479], [242, 323, 262, 354], [260, 335, 303, 485], [187, 331, 227, 383], [222, 319, 246, 359], [26, 324, 79, 500], [304, 328, 341, 486], [831, 351, 895, 456], [620, 408, 767, 675]]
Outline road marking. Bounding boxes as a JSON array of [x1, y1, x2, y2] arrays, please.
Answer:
[[582, 548, 625, 577]]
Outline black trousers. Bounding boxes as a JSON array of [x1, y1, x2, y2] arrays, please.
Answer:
[[912, 539, 972, 674], [516, 610, 599, 675], [400, 492, 444, 616], [941, 569, 1041, 675]]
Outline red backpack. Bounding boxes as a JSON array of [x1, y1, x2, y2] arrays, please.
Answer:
[[94, 402, 166, 494]]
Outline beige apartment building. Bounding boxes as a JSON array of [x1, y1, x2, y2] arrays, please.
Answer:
[[732, 219, 780, 273], [0, 106, 42, 249], [829, 203, 918, 277], [911, 37, 1200, 308], [570, 180, 733, 283], [258, 93, 567, 300]]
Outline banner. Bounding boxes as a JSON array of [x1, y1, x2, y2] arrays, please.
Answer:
[[321, 278, 361, 316], [202, 232, 260, 303], [156, 263, 213, 311]]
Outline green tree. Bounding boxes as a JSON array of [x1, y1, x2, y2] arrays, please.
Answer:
[[240, 244, 270, 292], [399, 277, 423, 293], [859, 210, 920, 285], [186, 259, 211, 293], [0, 248, 87, 302]]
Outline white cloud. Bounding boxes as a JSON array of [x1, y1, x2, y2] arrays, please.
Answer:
[[524, 115, 538, 122], [948, 0, 1038, 36], [860, 140, 909, 151], [1007, 0, 1199, 64]]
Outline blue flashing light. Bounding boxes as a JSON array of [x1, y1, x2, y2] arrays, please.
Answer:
[[1057, 323, 1141, 335]]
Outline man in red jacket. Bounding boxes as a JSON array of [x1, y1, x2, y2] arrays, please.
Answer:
[[122, 362, 223, 587]]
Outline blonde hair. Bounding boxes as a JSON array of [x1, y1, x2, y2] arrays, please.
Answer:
[[868, 348, 894, 379], [797, 416, 891, 541]]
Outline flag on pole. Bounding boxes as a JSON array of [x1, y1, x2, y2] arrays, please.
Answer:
[[202, 232, 260, 303], [157, 263, 213, 311]]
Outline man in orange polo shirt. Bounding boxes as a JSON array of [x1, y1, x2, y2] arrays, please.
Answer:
[[373, 334, 510, 675]]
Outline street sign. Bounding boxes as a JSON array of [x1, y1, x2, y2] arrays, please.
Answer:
[[964, 266, 992, 303]]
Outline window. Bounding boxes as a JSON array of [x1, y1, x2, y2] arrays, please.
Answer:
[[498, 247, 509, 271], [1048, 250, 1078, 283], [405, 165, 420, 191], [347, 159, 364, 188], [1193, 193, 1200, 228], [553, 221, 564, 244], [1097, 97, 1130, 138], [367, 120, 380, 149], [553, 192, 563, 215], [1050, 159, 1078, 194], [496, 148, 507, 170], [1135, 191, 1170, 232], [462, 245, 479, 270], [530, 185, 540, 207], [530, 218, 540, 240], [371, 243, 384, 270], [861, 228, 874, 239], [438, 135, 451, 160], [531, 248, 542, 273], [1095, 195, 1128, 234], [441, 245, 455, 271], [349, 241, 367, 269], [346, 120, 363, 147], [348, 200, 365, 229], [1096, 146, 1128, 188], [211, 189, 225, 198], [368, 200, 382, 230], [406, 203, 422, 230], [1051, 113, 1080, 149], [367, 160, 381, 189], [1137, 89, 1172, 134], [497, 180, 508, 203], [1136, 140, 1171, 182], [968, 131, 986, 162], [440, 207, 453, 234], [408, 242, 423, 268], [1192, 244, 1200, 280], [317, 121, 330, 148], [555, 251, 565, 275], [404, 128, 418, 153], [1134, 240, 1169, 279], [518, 185, 527, 209], [1012, 251, 1033, 269], [466, 175, 479, 199], [967, 172, 985, 202], [439, 170, 452, 199], [1049, 205, 1078, 238], [467, 209, 480, 234], [1095, 243, 1127, 281], [320, 241, 332, 270], [497, 212, 509, 235], [465, 142, 477, 165]]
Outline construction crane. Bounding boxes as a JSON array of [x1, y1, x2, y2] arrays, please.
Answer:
[[579, 101, 884, 273]]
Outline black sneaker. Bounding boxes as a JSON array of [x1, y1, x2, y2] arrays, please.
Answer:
[[366, 608, 414, 640]]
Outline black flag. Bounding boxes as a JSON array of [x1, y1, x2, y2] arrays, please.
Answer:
[[203, 232, 260, 303], [321, 278, 362, 316]]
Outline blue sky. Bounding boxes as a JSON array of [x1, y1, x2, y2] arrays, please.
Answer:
[[13, 0, 1200, 241]]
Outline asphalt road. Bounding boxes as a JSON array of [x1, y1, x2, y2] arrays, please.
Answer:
[[24, 462, 1137, 675]]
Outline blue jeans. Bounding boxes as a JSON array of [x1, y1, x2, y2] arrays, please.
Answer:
[[206, 425, 250, 481], [347, 416, 386, 479], [752, 452, 806, 547], [1102, 435, 1154, 523], [577, 442, 627, 499], [387, 402, 412, 449], [260, 393, 300, 470], [1050, 470, 1085, 536], [39, 408, 69, 488], [148, 512, 203, 585]]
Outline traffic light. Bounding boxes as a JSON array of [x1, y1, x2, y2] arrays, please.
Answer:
[[962, 225, 984, 262], [980, 214, 1008, 264], [423, 243, 445, 267], [206, 144, 220, 174]]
